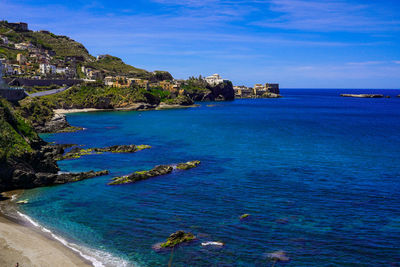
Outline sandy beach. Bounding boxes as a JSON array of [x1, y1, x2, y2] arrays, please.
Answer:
[[0, 192, 93, 267], [54, 108, 107, 114], [54, 103, 200, 114]]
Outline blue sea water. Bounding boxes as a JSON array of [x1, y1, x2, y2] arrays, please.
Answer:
[[20, 89, 400, 266]]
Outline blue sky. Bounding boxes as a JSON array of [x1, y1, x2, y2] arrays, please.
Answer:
[[1, 0, 400, 88]]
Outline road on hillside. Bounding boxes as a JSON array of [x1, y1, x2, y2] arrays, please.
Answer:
[[28, 86, 70, 97]]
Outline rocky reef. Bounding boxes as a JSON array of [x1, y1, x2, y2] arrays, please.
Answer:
[[109, 160, 201, 185], [261, 92, 281, 98], [160, 231, 196, 248], [109, 165, 173, 185], [340, 94, 384, 98], [59, 144, 151, 160]]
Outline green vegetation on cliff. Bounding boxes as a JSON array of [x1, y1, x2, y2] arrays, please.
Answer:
[[0, 97, 39, 160], [86, 55, 149, 77], [0, 21, 154, 77]]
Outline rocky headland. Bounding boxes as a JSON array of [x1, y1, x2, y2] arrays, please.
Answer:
[[0, 98, 109, 192]]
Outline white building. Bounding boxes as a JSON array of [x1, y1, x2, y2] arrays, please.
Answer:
[[15, 42, 33, 50], [205, 73, 227, 86], [39, 64, 56, 74], [56, 67, 67, 74], [104, 76, 114, 86], [0, 35, 8, 45]]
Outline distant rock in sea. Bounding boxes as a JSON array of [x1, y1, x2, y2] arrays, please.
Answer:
[[340, 94, 384, 98]]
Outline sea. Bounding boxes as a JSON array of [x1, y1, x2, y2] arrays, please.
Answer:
[[18, 89, 400, 266]]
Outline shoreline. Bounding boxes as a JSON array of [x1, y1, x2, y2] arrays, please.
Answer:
[[54, 103, 200, 115], [0, 191, 94, 267]]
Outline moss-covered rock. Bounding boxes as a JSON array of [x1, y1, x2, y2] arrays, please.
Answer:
[[109, 165, 173, 185], [58, 144, 151, 160], [109, 160, 201, 185], [176, 160, 201, 170], [160, 231, 196, 248]]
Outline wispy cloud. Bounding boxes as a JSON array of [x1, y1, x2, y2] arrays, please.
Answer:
[[346, 61, 386, 66], [254, 0, 400, 32], [2, 0, 400, 87]]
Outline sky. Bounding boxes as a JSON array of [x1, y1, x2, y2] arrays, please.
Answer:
[[1, 0, 400, 88]]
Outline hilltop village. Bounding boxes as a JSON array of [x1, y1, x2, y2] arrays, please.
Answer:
[[0, 21, 280, 100]]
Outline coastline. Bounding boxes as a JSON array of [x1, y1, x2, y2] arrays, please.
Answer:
[[54, 103, 200, 114], [0, 191, 93, 267]]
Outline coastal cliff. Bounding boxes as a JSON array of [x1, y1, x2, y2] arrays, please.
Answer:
[[0, 97, 108, 192]]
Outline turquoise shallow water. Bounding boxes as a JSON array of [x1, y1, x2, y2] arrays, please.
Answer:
[[21, 89, 400, 266]]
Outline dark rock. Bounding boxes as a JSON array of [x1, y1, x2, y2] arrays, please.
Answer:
[[189, 81, 234, 101], [37, 113, 82, 133]]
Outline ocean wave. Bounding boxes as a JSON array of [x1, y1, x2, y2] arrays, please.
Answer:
[[17, 211, 134, 267]]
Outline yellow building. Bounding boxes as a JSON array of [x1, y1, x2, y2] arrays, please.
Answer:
[[16, 53, 27, 64]]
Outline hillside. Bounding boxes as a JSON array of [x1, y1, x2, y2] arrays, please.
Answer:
[[0, 97, 40, 160], [0, 21, 154, 78]]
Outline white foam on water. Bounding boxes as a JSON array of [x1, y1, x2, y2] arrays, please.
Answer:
[[17, 211, 135, 267], [201, 241, 225, 246]]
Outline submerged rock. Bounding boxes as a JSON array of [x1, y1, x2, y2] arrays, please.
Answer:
[[109, 161, 201, 185], [176, 160, 201, 170], [240, 214, 250, 220], [267, 250, 290, 263], [160, 231, 196, 248]]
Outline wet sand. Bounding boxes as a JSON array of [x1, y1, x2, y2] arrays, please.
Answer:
[[0, 191, 92, 267]]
